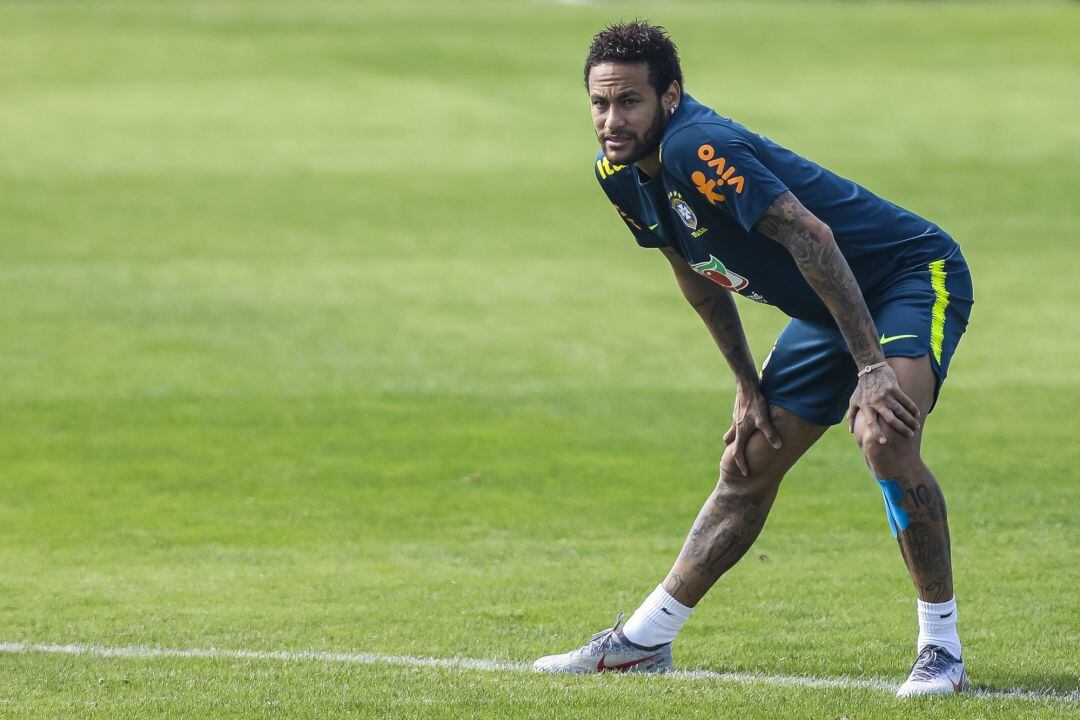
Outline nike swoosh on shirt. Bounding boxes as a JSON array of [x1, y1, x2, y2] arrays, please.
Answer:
[[880, 334, 918, 345]]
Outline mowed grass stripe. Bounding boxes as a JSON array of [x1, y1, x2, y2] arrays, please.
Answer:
[[2, 641, 1077, 703]]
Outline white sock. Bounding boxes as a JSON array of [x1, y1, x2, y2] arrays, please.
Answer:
[[621, 585, 694, 648], [917, 597, 961, 659]]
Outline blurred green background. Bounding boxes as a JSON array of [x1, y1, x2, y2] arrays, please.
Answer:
[[0, 1, 1077, 717]]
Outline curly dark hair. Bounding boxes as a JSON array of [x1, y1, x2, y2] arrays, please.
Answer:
[[584, 21, 684, 96]]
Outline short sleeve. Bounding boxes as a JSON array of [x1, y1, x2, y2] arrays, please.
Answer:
[[594, 156, 669, 249], [663, 125, 788, 233]]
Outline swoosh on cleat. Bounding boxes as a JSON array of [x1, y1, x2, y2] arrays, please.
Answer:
[[597, 654, 661, 672]]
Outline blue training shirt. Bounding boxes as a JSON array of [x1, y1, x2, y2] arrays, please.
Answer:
[[595, 94, 959, 325]]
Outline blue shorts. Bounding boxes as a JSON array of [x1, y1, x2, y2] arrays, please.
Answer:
[[760, 248, 973, 427]]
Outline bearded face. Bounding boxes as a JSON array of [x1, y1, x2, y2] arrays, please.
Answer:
[[588, 62, 672, 168]]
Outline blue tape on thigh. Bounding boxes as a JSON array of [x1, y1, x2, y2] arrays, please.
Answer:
[[876, 478, 910, 538]]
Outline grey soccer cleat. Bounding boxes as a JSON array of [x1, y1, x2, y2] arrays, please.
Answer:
[[896, 645, 968, 697], [533, 613, 673, 674]]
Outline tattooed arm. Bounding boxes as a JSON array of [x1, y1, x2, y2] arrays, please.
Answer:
[[660, 246, 781, 474], [660, 247, 759, 386], [754, 191, 920, 441]]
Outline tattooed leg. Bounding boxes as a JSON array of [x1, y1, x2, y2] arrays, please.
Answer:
[[881, 470, 953, 602], [663, 405, 826, 607], [663, 474, 775, 606], [856, 355, 954, 602]]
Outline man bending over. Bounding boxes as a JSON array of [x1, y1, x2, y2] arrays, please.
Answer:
[[533, 22, 973, 697]]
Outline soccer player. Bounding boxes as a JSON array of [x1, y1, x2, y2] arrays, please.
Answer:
[[533, 22, 973, 697]]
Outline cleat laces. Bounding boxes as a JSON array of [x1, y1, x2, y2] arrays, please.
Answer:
[[575, 612, 626, 657], [906, 645, 955, 683]]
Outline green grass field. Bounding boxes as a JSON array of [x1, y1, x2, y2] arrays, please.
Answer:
[[1, 0, 1078, 717]]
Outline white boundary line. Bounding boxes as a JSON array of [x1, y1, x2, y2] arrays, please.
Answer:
[[1, 641, 1076, 703]]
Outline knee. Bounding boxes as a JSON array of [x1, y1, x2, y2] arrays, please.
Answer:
[[712, 455, 770, 525], [718, 446, 747, 484], [718, 440, 785, 488], [854, 414, 920, 477]]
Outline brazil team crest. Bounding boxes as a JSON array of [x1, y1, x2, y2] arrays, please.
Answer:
[[670, 194, 698, 230]]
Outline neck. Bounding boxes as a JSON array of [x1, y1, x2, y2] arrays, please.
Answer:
[[635, 150, 661, 177]]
